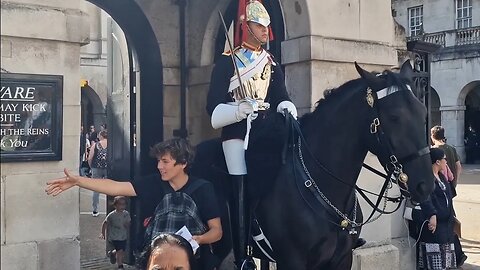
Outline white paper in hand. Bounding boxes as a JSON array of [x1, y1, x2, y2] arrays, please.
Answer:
[[175, 226, 200, 253]]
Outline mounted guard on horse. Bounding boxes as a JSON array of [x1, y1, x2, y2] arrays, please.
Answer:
[[207, 0, 297, 268], [202, 1, 435, 269]]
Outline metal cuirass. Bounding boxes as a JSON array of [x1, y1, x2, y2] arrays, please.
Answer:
[[228, 48, 273, 109]]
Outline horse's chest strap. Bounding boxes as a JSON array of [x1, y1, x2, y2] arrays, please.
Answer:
[[293, 154, 355, 230]]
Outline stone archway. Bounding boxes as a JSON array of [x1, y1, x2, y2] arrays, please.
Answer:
[[200, 0, 287, 65], [458, 80, 480, 107], [81, 85, 105, 130], [194, 0, 290, 142], [86, 0, 164, 175], [278, 0, 311, 39], [81, 0, 164, 265], [460, 81, 480, 163], [459, 81, 480, 133], [464, 84, 480, 131], [430, 86, 441, 128]]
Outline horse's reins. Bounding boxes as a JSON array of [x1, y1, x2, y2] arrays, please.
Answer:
[[287, 82, 431, 231], [290, 117, 397, 231]]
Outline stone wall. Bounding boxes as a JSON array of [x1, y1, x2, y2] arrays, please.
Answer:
[[393, 0, 480, 33], [0, 1, 89, 269], [283, 1, 409, 269], [432, 56, 480, 159], [392, 0, 480, 162], [80, 2, 108, 108]]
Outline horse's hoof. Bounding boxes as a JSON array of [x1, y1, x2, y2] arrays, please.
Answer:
[[354, 238, 367, 249]]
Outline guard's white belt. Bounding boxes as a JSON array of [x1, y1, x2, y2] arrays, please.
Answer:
[[227, 101, 270, 111]]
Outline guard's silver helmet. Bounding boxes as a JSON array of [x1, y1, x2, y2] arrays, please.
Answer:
[[246, 0, 270, 27]]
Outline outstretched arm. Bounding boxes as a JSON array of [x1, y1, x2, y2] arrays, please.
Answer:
[[45, 168, 137, 197]]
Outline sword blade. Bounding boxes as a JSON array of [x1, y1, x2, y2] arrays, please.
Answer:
[[218, 11, 247, 100]]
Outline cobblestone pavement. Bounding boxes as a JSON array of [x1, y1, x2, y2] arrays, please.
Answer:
[[79, 189, 138, 269]]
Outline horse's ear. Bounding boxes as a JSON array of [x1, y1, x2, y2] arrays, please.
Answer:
[[400, 60, 415, 84], [354, 62, 385, 90]]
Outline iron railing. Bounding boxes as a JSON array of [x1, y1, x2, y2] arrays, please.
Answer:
[[408, 26, 480, 47], [456, 26, 480, 45]]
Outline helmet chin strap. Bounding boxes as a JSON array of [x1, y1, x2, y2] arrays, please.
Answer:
[[246, 23, 266, 46]]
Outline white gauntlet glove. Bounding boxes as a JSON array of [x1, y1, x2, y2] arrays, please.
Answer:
[[211, 99, 259, 129], [277, 101, 298, 120], [236, 99, 258, 121]]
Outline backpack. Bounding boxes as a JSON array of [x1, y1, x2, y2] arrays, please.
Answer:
[[92, 142, 107, 168], [143, 179, 207, 248]]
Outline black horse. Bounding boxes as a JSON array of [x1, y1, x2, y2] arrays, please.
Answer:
[[192, 62, 435, 270]]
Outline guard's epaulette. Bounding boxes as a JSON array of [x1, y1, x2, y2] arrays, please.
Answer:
[[222, 46, 241, 56]]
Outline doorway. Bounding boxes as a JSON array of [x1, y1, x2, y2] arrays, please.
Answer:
[[79, 0, 163, 267], [464, 82, 480, 164]]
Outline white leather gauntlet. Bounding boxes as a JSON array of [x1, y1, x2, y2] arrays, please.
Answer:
[[237, 99, 258, 121], [277, 100, 298, 119], [211, 99, 259, 129]]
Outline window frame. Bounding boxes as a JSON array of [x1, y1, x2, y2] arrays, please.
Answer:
[[408, 5, 424, 37], [456, 0, 472, 29]]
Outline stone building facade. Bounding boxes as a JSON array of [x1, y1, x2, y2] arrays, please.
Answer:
[[392, 0, 480, 162], [1, 1, 89, 269], [2, 0, 423, 269], [79, 2, 108, 131]]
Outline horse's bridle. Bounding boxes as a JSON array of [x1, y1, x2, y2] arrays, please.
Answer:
[[347, 84, 430, 228], [290, 82, 431, 232], [365, 85, 430, 197]]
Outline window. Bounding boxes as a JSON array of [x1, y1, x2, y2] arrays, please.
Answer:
[[456, 0, 472, 29], [408, 6, 423, 37]]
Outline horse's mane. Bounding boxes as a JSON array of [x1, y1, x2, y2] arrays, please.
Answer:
[[299, 70, 409, 126], [299, 78, 365, 125], [317, 78, 364, 106]]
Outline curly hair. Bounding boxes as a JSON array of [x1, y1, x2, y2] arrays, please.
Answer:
[[430, 125, 446, 142], [149, 138, 195, 173], [136, 233, 196, 270]]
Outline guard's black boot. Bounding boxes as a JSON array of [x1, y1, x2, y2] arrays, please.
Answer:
[[231, 175, 256, 270]]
